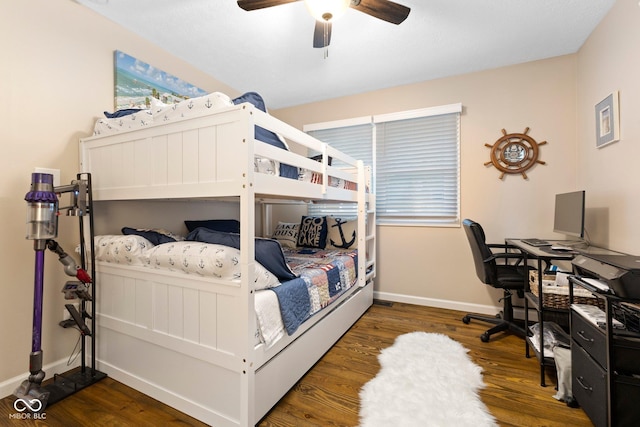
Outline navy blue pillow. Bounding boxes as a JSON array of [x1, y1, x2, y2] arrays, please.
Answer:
[[309, 154, 332, 166], [232, 92, 298, 179], [278, 163, 299, 179], [122, 227, 177, 245], [233, 91, 268, 112], [186, 227, 296, 282], [232, 92, 285, 148], [297, 216, 328, 249], [184, 219, 240, 233], [104, 108, 144, 118]]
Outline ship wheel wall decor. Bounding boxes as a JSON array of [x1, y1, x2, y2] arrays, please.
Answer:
[[484, 127, 547, 179]]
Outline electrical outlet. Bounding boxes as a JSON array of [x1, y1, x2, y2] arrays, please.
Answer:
[[62, 302, 80, 321]]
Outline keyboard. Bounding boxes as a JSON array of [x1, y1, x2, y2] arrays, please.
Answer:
[[521, 238, 551, 247]]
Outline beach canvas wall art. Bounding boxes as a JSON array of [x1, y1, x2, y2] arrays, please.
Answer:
[[114, 50, 207, 109]]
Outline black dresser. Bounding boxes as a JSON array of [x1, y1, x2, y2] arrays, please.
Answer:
[[570, 254, 640, 427]]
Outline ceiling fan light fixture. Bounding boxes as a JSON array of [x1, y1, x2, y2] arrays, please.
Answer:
[[304, 0, 351, 22]]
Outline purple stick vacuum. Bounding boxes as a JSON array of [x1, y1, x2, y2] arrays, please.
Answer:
[[14, 173, 59, 408]]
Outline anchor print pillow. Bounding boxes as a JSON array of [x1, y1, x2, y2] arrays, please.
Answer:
[[327, 216, 357, 250], [145, 241, 279, 289]]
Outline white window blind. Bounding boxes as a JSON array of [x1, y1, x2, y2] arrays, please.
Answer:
[[305, 104, 461, 226], [306, 121, 373, 169], [307, 121, 373, 217], [375, 112, 460, 225]]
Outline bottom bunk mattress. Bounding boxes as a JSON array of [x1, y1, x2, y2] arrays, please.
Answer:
[[256, 248, 358, 346], [93, 234, 358, 349]]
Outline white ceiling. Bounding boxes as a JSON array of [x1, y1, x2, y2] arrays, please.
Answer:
[[75, 0, 615, 109]]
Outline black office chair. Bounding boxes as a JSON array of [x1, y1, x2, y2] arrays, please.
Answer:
[[462, 219, 531, 342]]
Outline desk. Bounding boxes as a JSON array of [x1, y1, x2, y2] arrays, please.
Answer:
[[506, 239, 622, 386]]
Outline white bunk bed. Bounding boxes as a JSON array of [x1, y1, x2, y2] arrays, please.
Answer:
[[79, 99, 376, 427]]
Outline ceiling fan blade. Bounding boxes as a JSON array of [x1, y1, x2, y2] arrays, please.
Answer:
[[237, 0, 299, 12], [313, 21, 332, 48], [350, 0, 410, 24]]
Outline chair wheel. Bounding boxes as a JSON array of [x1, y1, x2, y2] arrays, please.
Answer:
[[462, 316, 470, 324], [480, 332, 490, 342]]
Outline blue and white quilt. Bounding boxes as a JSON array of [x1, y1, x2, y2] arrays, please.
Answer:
[[271, 248, 358, 336]]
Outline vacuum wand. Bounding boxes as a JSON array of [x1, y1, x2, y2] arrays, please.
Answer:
[[46, 240, 92, 285], [15, 173, 59, 408], [48, 239, 93, 335]]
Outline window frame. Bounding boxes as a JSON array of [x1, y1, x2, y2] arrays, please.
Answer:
[[304, 103, 462, 227]]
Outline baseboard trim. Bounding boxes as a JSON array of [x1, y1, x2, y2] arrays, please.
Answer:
[[373, 291, 500, 315], [374, 291, 536, 321], [0, 358, 81, 399]]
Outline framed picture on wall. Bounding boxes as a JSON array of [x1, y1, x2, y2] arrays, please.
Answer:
[[114, 50, 207, 110], [595, 91, 620, 148]]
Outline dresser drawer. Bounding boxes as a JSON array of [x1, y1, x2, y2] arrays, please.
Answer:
[[572, 309, 606, 367], [572, 342, 607, 427], [614, 374, 640, 426], [613, 335, 640, 376]]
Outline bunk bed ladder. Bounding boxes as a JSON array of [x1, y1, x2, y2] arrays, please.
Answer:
[[358, 163, 376, 286], [365, 202, 376, 283]]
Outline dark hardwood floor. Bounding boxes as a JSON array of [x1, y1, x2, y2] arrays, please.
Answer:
[[1, 302, 592, 426]]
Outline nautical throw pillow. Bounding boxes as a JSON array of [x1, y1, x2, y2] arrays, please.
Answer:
[[297, 216, 328, 249], [145, 241, 279, 289], [93, 234, 153, 265], [327, 216, 357, 250], [184, 219, 241, 233], [185, 227, 296, 281], [232, 92, 298, 179], [103, 108, 145, 118], [272, 222, 299, 248], [121, 227, 181, 246]]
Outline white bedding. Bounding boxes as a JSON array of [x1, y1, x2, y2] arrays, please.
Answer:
[[92, 92, 232, 136], [93, 109, 153, 135], [151, 92, 233, 123], [254, 290, 286, 347], [95, 235, 280, 288]]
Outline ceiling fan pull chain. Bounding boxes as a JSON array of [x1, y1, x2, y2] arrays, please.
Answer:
[[324, 21, 329, 58]]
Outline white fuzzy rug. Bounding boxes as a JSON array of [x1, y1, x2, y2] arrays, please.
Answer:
[[359, 332, 497, 427]]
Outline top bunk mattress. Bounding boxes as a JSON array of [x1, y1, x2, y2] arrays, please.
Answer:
[[81, 92, 366, 202]]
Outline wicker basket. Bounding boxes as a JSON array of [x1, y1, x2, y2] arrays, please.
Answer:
[[529, 271, 604, 310]]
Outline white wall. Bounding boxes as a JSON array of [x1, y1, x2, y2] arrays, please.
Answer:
[[0, 0, 236, 393]]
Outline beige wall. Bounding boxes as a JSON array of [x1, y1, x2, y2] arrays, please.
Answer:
[[576, 0, 640, 254], [0, 0, 236, 389], [275, 55, 579, 309]]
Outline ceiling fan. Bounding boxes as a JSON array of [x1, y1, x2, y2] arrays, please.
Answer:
[[237, 0, 411, 48]]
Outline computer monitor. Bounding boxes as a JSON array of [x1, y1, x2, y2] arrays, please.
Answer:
[[553, 190, 585, 238]]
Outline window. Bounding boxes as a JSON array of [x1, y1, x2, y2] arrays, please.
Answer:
[[305, 103, 461, 226], [305, 119, 374, 169], [306, 118, 373, 218]]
